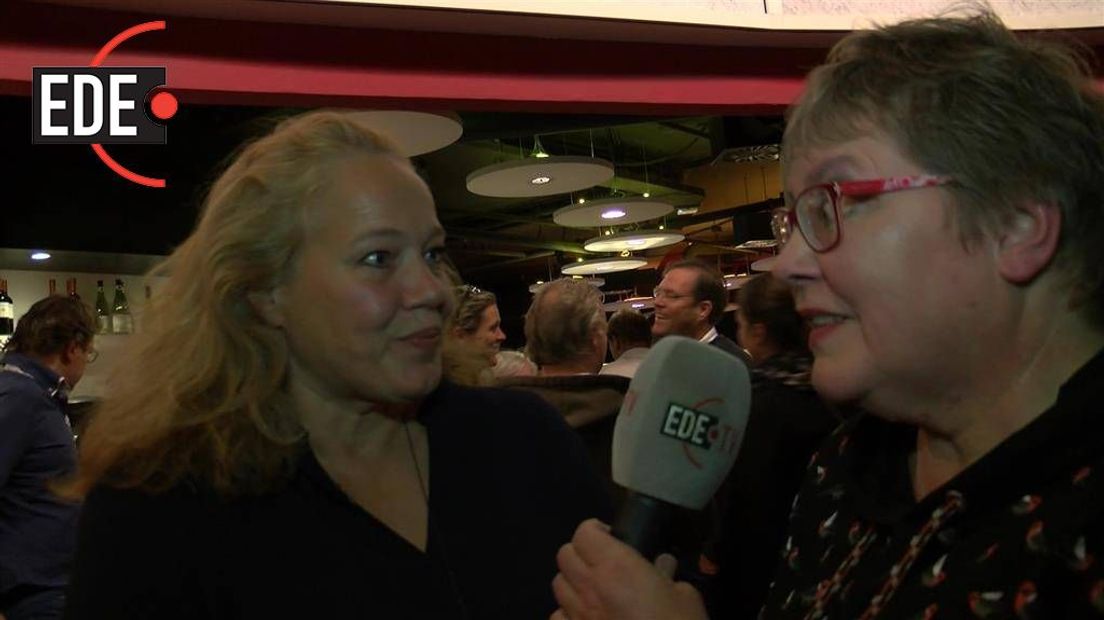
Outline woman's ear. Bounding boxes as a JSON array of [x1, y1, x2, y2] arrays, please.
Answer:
[[996, 202, 1061, 284], [249, 288, 286, 328]]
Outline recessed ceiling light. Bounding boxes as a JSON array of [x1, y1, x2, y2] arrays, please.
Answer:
[[578, 198, 586, 204], [554, 197, 674, 228], [643, 192, 651, 198], [530, 176, 552, 185], [583, 230, 685, 253], [30, 251, 51, 261], [467, 156, 614, 198], [676, 206, 699, 216], [562, 257, 648, 276], [631, 302, 645, 309]]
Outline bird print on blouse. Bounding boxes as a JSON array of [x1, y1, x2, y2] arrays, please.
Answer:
[[758, 349, 1104, 620]]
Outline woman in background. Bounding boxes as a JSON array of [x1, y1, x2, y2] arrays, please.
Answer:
[[442, 285, 506, 386], [62, 110, 609, 619], [701, 273, 836, 618]]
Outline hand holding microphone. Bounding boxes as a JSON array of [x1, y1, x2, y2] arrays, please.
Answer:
[[551, 337, 751, 620]]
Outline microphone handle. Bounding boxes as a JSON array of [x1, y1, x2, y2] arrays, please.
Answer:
[[611, 491, 675, 561]]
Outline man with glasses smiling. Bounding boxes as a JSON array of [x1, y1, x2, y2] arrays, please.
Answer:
[[0, 296, 95, 620], [652, 258, 750, 364]]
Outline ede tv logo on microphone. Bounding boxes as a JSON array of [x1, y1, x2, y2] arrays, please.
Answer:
[[31, 21, 177, 188]]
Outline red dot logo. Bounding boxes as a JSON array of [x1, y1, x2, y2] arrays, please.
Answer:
[[150, 91, 177, 121]]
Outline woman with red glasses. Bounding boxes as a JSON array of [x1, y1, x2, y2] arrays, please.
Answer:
[[551, 9, 1104, 620]]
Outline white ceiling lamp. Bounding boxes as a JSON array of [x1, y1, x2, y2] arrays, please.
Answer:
[[583, 229, 684, 253], [735, 239, 778, 251], [751, 256, 777, 272], [466, 156, 614, 198], [724, 273, 754, 289], [602, 296, 655, 312], [562, 256, 647, 276], [553, 196, 674, 228], [345, 110, 462, 156], [528, 276, 605, 293]]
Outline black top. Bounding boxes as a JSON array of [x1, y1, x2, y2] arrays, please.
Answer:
[[708, 334, 752, 366], [705, 352, 838, 619], [64, 382, 611, 619], [762, 347, 1104, 619], [0, 353, 80, 597]]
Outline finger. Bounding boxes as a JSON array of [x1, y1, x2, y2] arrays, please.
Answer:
[[557, 543, 603, 610], [654, 553, 678, 580], [552, 573, 588, 620], [572, 519, 632, 567], [550, 609, 570, 620]]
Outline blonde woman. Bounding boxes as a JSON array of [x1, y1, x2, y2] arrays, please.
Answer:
[[63, 111, 609, 619], [442, 284, 505, 386]]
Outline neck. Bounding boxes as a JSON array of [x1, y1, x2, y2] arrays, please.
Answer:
[[909, 310, 1104, 500], [19, 351, 67, 381], [289, 366, 416, 459], [539, 360, 597, 377]]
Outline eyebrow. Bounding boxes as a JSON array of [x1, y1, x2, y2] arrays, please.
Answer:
[[352, 226, 446, 245], [806, 154, 862, 185], [786, 154, 863, 204]]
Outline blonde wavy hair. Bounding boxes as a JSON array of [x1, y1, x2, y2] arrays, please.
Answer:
[[66, 110, 403, 497]]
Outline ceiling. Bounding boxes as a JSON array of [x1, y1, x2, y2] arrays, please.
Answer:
[[2, 95, 784, 288]]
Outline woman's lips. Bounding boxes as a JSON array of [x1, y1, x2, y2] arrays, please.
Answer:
[[400, 327, 441, 350], [799, 309, 849, 349]]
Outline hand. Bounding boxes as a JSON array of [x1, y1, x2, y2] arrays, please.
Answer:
[[550, 519, 709, 620]]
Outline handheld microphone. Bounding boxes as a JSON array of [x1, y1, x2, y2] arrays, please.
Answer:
[[610, 336, 751, 559]]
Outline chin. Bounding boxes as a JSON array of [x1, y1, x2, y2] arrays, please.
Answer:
[[810, 358, 869, 406], [386, 365, 443, 403]]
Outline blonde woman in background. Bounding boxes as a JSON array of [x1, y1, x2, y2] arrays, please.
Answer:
[[62, 110, 609, 619], [442, 284, 505, 386]]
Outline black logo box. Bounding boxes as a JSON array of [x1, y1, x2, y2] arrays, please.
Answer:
[[32, 67, 167, 144]]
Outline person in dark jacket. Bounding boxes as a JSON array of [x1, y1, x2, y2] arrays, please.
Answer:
[[0, 296, 95, 620], [651, 259, 750, 365], [702, 273, 837, 619]]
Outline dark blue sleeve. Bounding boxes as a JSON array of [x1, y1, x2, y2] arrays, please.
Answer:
[[0, 383, 46, 489]]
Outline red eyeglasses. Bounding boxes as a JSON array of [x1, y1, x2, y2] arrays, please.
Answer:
[[772, 175, 954, 252]]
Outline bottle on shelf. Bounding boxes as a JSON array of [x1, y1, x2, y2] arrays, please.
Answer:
[[48, 278, 57, 296], [0, 279, 14, 341], [111, 279, 133, 334], [66, 278, 80, 300], [95, 280, 111, 334]]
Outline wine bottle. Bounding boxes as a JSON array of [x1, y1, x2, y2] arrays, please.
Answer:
[[0, 279, 13, 339], [95, 280, 111, 334], [66, 278, 80, 300], [111, 279, 133, 334]]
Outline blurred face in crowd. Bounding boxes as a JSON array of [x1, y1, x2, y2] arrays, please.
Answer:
[[467, 304, 507, 365], [264, 154, 452, 406], [735, 309, 766, 364], [772, 132, 1002, 419], [61, 337, 95, 388], [652, 267, 710, 340]]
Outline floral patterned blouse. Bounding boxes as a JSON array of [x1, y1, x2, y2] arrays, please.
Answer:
[[761, 348, 1104, 619]]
